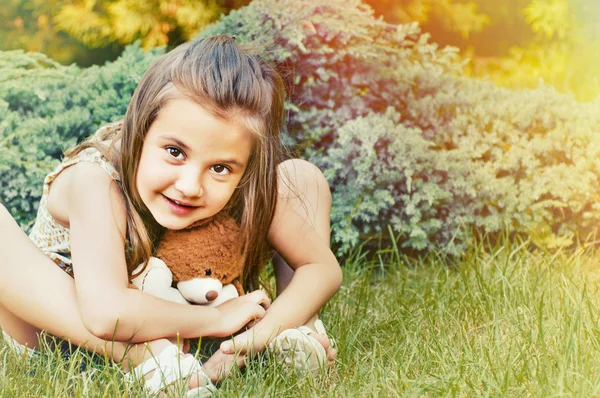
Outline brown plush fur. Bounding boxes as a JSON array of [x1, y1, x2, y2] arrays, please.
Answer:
[[155, 212, 245, 296]]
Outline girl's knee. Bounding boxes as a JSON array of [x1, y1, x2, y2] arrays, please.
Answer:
[[278, 159, 332, 205]]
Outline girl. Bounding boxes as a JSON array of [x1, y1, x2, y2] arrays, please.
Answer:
[[0, 35, 341, 395]]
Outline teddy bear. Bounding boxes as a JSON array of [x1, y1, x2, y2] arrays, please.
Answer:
[[131, 212, 245, 307]]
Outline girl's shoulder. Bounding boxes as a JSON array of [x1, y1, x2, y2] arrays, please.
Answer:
[[91, 120, 123, 142], [65, 146, 121, 181], [46, 148, 123, 229]]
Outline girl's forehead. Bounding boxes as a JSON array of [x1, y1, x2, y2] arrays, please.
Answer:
[[148, 97, 254, 160]]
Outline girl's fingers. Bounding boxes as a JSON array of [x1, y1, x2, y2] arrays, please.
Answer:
[[247, 303, 266, 324], [201, 350, 247, 383], [219, 329, 252, 355], [245, 290, 271, 309]]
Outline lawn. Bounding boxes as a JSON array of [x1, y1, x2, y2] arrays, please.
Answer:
[[3, 239, 600, 397]]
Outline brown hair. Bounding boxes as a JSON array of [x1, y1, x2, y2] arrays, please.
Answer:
[[66, 36, 286, 290]]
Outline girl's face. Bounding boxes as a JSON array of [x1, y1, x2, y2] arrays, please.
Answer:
[[136, 97, 253, 230]]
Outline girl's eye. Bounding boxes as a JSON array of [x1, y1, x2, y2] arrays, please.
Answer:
[[167, 147, 184, 160], [211, 164, 230, 175]]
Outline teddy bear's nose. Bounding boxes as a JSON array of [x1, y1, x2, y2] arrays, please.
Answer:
[[206, 290, 218, 301]]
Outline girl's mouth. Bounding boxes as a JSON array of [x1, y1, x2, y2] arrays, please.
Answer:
[[162, 195, 199, 216]]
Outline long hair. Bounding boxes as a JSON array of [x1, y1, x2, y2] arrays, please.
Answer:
[[66, 36, 286, 289]]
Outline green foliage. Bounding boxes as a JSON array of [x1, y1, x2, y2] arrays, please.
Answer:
[[3, 0, 600, 256], [0, 0, 126, 66], [464, 0, 600, 102], [53, 0, 230, 49], [202, 0, 600, 255], [317, 88, 600, 255], [0, 1, 249, 65], [362, 0, 600, 102], [200, 0, 462, 152], [364, 0, 490, 38], [322, 109, 452, 253], [0, 44, 163, 226]]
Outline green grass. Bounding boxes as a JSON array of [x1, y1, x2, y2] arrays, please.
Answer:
[[4, 239, 600, 397]]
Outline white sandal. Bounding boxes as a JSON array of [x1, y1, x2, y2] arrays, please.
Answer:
[[127, 344, 215, 397], [268, 320, 331, 375]]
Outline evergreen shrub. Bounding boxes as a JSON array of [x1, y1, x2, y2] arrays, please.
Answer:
[[0, 45, 163, 226], [203, 0, 600, 255], [2, 0, 600, 256]]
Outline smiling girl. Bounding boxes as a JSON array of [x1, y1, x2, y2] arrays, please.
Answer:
[[0, 36, 342, 395]]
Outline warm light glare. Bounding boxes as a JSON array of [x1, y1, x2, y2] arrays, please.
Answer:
[[365, 0, 600, 101]]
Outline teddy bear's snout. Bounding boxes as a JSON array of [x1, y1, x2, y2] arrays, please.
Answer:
[[177, 278, 240, 307], [177, 278, 225, 305], [205, 290, 218, 301]]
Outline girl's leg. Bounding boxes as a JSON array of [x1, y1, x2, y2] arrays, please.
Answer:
[[0, 302, 41, 354], [0, 203, 147, 362], [274, 159, 335, 344], [0, 204, 207, 389]]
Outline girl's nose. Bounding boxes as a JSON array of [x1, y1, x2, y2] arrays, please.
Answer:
[[174, 171, 203, 198]]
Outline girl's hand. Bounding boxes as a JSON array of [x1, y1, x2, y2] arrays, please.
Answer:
[[201, 326, 265, 383], [213, 290, 270, 337], [201, 349, 246, 383], [202, 330, 336, 383], [218, 327, 266, 357], [219, 323, 337, 368]]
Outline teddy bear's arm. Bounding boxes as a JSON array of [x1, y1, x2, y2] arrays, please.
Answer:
[[131, 257, 189, 305], [233, 279, 244, 296]]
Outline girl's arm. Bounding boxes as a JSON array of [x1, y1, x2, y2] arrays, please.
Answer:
[[221, 195, 343, 353], [66, 163, 267, 342]]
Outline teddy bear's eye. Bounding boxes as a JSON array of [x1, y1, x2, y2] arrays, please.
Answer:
[[205, 269, 212, 276]]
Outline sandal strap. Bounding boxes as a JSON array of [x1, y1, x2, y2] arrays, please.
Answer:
[[314, 319, 336, 348], [313, 319, 327, 336], [298, 320, 336, 348], [296, 326, 317, 336]]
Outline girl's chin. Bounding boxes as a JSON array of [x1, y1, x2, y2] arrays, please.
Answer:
[[156, 218, 195, 230], [154, 213, 218, 230]]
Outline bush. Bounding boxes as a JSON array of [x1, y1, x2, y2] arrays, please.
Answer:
[[0, 44, 163, 226], [203, 0, 600, 255], [3, 0, 600, 257]]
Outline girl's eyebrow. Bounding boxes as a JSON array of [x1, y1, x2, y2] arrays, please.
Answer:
[[216, 159, 246, 169], [159, 135, 191, 151], [159, 134, 245, 168]]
